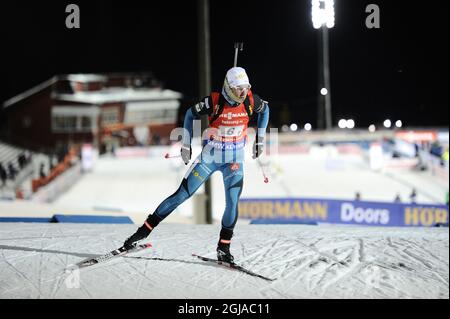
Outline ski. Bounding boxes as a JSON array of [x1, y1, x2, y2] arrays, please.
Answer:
[[192, 253, 276, 282], [68, 243, 152, 270]]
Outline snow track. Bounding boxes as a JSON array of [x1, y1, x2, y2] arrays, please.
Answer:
[[0, 223, 447, 299]]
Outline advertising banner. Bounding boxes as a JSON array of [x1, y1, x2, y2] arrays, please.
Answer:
[[239, 198, 448, 227]]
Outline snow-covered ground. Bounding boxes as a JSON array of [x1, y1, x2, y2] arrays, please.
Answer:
[[0, 223, 448, 299]]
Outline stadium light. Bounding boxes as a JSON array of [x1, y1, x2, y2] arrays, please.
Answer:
[[395, 120, 403, 128], [290, 123, 298, 132], [338, 119, 347, 129], [383, 119, 392, 128], [369, 124, 376, 133], [304, 123, 312, 131], [312, 0, 334, 131], [312, 0, 335, 29], [346, 119, 355, 129]]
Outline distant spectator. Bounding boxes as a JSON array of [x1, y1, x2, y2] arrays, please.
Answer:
[[409, 188, 417, 204], [24, 151, 32, 164], [0, 162, 7, 186], [57, 145, 68, 162], [8, 162, 17, 180], [153, 134, 161, 145], [18, 153, 26, 169], [111, 143, 116, 157], [414, 143, 419, 158], [394, 193, 402, 203], [430, 142, 443, 158], [355, 192, 361, 201], [100, 143, 107, 155], [39, 163, 46, 179], [50, 155, 58, 170]]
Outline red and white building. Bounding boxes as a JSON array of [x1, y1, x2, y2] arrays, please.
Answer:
[[3, 73, 182, 153]]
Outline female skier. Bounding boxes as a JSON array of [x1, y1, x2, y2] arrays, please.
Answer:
[[123, 67, 270, 263]]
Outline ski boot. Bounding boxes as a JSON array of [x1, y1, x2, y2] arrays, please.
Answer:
[[123, 223, 152, 250], [123, 214, 163, 249], [217, 241, 234, 264]]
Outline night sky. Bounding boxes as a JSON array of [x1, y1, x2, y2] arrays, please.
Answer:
[[1, 0, 448, 129]]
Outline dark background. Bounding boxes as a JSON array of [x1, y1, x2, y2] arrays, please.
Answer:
[[1, 0, 448, 128]]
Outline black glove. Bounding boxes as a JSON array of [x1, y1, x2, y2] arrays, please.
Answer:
[[180, 144, 192, 165], [252, 135, 264, 159]]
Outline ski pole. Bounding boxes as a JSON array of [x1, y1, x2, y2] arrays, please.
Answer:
[[257, 159, 269, 184], [234, 42, 244, 67], [164, 153, 181, 159]]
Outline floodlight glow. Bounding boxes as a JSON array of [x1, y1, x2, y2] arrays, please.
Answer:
[[281, 125, 289, 132], [320, 88, 328, 95], [369, 124, 376, 133], [290, 123, 298, 132], [383, 119, 392, 128], [346, 119, 355, 129], [395, 120, 403, 128], [338, 119, 347, 129], [304, 123, 312, 131], [312, 0, 335, 29]]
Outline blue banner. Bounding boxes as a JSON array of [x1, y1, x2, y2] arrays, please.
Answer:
[[238, 198, 449, 227]]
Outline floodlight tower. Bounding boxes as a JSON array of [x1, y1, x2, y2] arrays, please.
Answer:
[[312, 0, 335, 130]]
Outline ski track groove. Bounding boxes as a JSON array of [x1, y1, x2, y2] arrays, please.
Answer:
[[1, 249, 42, 298], [36, 226, 51, 297], [318, 247, 363, 296], [404, 238, 449, 267]]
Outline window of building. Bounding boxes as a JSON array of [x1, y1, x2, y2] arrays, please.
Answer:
[[51, 106, 99, 133], [124, 101, 178, 125], [52, 116, 78, 132], [101, 108, 120, 125], [81, 116, 93, 130]]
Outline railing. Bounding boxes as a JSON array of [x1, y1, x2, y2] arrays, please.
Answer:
[[30, 147, 79, 196], [32, 161, 82, 203]]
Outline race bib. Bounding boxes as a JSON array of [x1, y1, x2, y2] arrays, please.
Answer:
[[218, 125, 244, 138]]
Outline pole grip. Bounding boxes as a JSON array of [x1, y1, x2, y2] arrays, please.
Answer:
[[233, 42, 244, 67]]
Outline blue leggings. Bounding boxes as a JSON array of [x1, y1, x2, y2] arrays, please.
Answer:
[[153, 153, 244, 229]]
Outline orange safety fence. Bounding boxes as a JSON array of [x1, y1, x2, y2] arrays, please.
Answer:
[[31, 147, 78, 193]]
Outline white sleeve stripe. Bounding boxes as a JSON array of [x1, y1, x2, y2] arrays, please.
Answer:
[[255, 100, 267, 113]]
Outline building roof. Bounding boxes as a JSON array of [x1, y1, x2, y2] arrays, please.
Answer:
[[3, 77, 58, 109], [66, 74, 107, 83], [53, 87, 182, 104], [2, 74, 182, 109]]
